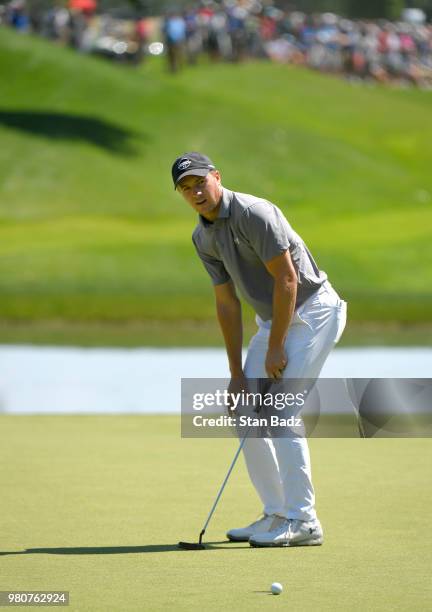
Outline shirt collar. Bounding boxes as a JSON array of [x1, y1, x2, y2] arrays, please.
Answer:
[[199, 187, 232, 227]]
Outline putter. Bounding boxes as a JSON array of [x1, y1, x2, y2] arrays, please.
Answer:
[[178, 428, 250, 550], [345, 379, 366, 438], [353, 403, 366, 438], [178, 380, 273, 550]]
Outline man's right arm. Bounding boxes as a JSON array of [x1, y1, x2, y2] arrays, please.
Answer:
[[214, 280, 244, 378]]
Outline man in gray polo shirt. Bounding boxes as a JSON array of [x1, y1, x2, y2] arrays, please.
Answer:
[[172, 151, 347, 548]]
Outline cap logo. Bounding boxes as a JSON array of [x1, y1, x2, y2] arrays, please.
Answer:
[[177, 159, 192, 171]]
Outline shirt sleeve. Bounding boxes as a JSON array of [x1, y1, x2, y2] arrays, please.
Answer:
[[192, 235, 231, 286], [238, 201, 291, 263]]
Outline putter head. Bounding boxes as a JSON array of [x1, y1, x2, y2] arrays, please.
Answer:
[[178, 541, 205, 550]]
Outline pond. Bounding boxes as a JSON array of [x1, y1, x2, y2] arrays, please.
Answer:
[[1, 346, 431, 414]]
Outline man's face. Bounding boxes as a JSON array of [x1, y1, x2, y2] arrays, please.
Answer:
[[177, 171, 222, 221]]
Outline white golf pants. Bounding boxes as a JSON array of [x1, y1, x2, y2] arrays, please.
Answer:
[[242, 281, 347, 521]]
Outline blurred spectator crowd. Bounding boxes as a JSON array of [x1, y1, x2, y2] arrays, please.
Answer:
[[0, 0, 153, 63], [2, 0, 432, 87]]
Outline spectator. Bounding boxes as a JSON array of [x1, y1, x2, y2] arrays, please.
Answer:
[[163, 11, 186, 73], [184, 7, 202, 65], [8, 0, 29, 32]]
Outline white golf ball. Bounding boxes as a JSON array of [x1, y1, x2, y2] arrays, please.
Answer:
[[271, 582, 283, 595]]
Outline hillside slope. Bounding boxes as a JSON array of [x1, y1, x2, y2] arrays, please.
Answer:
[[1, 28, 431, 334]]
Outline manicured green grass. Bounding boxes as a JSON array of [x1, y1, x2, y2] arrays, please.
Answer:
[[1, 416, 431, 611], [0, 319, 432, 347], [1, 28, 431, 335]]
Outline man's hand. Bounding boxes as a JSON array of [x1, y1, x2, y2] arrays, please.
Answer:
[[265, 345, 288, 380], [263, 251, 296, 380], [227, 374, 249, 415]]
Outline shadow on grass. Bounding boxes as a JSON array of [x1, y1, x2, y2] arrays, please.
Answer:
[[0, 541, 249, 555], [0, 110, 142, 155]]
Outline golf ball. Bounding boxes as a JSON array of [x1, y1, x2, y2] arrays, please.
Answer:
[[271, 582, 283, 595]]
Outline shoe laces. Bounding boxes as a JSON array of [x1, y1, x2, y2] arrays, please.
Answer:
[[288, 519, 302, 532], [287, 519, 315, 535], [269, 515, 288, 531], [250, 514, 272, 528], [273, 518, 303, 535]]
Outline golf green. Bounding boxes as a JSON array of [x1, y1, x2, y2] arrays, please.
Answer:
[[1, 416, 431, 610]]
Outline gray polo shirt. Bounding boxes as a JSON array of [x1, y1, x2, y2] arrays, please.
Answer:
[[192, 187, 327, 321]]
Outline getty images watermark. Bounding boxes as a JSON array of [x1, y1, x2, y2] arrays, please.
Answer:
[[192, 386, 305, 429], [181, 378, 432, 438]]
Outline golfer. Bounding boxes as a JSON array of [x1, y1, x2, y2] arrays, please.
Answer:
[[172, 152, 346, 547]]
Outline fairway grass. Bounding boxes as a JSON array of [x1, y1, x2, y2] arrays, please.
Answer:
[[1, 416, 431, 611], [1, 29, 432, 330]]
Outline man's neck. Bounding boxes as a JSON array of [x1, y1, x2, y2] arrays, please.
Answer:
[[201, 188, 223, 222]]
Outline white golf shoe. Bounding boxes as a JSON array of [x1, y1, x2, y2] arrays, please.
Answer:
[[249, 518, 323, 547], [226, 514, 281, 542]]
